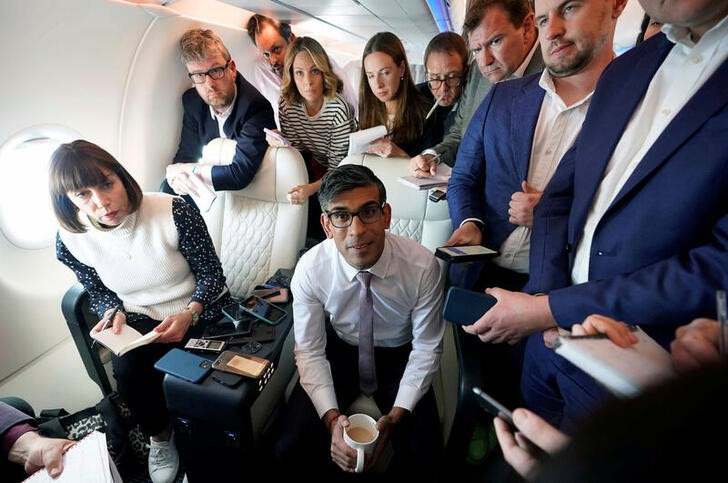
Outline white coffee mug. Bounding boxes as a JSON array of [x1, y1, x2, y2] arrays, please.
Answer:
[[343, 413, 379, 473]]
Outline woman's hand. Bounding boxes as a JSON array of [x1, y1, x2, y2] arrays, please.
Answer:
[[154, 311, 192, 343], [92, 307, 126, 334], [366, 138, 408, 158], [287, 182, 316, 205]]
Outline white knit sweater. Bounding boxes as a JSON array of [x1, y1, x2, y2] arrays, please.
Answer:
[[59, 193, 195, 321]]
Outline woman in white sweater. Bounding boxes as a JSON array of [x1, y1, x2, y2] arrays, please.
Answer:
[[49, 140, 231, 483]]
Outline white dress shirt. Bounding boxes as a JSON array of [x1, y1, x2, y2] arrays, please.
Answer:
[[572, 16, 728, 284], [291, 233, 445, 417], [495, 70, 592, 273], [252, 54, 359, 128]]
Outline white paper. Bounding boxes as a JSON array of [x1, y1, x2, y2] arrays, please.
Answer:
[[348, 125, 388, 156], [90, 324, 161, 356], [24, 431, 120, 483]]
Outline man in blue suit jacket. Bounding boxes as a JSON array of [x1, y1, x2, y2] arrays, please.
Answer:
[[446, 0, 626, 406], [165, 29, 274, 197], [463, 0, 728, 432]]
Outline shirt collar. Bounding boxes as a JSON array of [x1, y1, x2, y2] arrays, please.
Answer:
[[537, 69, 594, 111], [340, 234, 391, 282], [663, 12, 728, 48]]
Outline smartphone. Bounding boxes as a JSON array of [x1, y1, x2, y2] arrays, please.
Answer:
[[212, 350, 273, 379], [443, 287, 497, 325], [428, 188, 446, 202], [154, 348, 212, 383], [240, 295, 287, 325], [472, 386, 514, 428], [263, 127, 290, 146], [211, 369, 243, 388], [184, 338, 226, 353], [435, 245, 498, 263], [252, 287, 290, 304]]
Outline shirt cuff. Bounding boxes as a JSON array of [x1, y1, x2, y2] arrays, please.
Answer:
[[460, 218, 485, 230], [393, 386, 418, 412], [1, 423, 35, 455], [421, 148, 439, 157], [196, 164, 214, 187]]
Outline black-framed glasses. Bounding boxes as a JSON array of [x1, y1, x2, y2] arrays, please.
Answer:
[[325, 202, 385, 228], [188, 61, 229, 84], [426, 75, 462, 89]]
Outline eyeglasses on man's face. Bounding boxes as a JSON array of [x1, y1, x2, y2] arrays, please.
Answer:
[[325, 202, 385, 228], [188, 61, 229, 84], [426, 75, 462, 90]]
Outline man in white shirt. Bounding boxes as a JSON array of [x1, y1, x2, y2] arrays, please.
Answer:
[[273, 165, 445, 477], [462, 0, 728, 432], [245, 14, 358, 126]]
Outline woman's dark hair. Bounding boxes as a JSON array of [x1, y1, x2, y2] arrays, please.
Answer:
[[358, 32, 426, 148], [49, 140, 142, 233], [318, 164, 386, 212]]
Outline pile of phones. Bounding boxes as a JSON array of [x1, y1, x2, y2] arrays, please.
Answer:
[[212, 350, 275, 391], [222, 291, 288, 327]]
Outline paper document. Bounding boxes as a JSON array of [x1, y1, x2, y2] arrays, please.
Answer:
[[90, 324, 162, 357], [348, 125, 388, 155], [397, 175, 449, 190], [24, 430, 121, 483], [554, 326, 675, 397]]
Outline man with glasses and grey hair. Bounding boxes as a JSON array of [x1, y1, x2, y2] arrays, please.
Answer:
[[273, 164, 444, 477], [164, 28, 274, 202]]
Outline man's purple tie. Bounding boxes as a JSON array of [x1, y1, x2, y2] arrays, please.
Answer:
[[356, 271, 377, 395]]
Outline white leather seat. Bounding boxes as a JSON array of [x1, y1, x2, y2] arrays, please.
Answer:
[[339, 154, 451, 252], [338, 154, 457, 442], [199, 142, 308, 298]]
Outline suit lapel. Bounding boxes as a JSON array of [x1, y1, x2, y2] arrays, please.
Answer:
[[569, 39, 672, 242], [608, 56, 728, 210], [510, 77, 545, 180]]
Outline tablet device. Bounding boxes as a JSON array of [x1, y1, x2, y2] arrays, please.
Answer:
[[154, 348, 212, 383], [435, 245, 498, 263], [443, 287, 497, 325], [240, 295, 287, 325]]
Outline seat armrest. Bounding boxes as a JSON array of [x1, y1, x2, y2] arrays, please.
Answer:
[[61, 283, 114, 395]]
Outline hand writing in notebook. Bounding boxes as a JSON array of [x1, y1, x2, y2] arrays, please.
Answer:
[[92, 305, 125, 335], [365, 137, 408, 158], [570, 314, 639, 348], [9, 430, 75, 477]]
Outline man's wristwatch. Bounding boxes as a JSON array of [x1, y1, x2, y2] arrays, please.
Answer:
[[185, 306, 201, 326]]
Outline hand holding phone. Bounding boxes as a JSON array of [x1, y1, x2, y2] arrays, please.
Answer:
[[443, 287, 497, 325]]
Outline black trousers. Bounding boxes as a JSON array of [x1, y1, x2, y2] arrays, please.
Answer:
[[273, 332, 442, 479], [111, 316, 203, 436]]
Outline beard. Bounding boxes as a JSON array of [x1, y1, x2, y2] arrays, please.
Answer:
[[206, 89, 235, 112], [546, 42, 595, 78]]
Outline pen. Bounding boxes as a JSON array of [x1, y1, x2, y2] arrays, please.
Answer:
[[717, 290, 727, 357], [91, 304, 121, 348], [425, 92, 446, 120]]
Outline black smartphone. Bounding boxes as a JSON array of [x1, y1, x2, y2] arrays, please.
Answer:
[[211, 369, 244, 388], [472, 386, 514, 428], [435, 245, 499, 263], [443, 287, 497, 325], [240, 295, 287, 325], [428, 188, 446, 202], [222, 301, 246, 323]]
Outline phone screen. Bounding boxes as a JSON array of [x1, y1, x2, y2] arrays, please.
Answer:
[[241, 296, 287, 325]]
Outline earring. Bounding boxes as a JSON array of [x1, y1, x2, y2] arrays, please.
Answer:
[[400, 75, 404, 81]]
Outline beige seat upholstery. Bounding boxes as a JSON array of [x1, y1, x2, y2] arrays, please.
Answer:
[[339, 154, 451, 252], [199, 142, 308, 298], [338, 154, 457, 442]]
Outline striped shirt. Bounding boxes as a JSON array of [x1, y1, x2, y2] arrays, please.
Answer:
[[279, 93, 358, 169]]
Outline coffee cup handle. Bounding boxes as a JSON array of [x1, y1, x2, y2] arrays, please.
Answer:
[[355, 447, 365, 473]]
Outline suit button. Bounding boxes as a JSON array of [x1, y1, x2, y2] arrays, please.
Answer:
[[597, 251, 604, 256], [565, 243, 572, 252]]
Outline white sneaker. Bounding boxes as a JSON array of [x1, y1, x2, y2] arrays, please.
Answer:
[[147, 433, 179, 483]]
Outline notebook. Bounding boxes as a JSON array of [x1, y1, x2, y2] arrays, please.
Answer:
[[24, 430, 121, 483]]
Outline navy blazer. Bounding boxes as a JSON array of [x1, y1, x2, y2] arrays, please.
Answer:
[[527, 34, 728, 347], [173, 72, 275, 191], [448, 74, 545, 250]]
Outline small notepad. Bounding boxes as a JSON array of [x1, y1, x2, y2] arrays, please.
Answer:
[[90, 324, 161, 356]]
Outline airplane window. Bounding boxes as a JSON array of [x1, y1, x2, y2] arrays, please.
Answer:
[[0, 126, 80, 249]]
